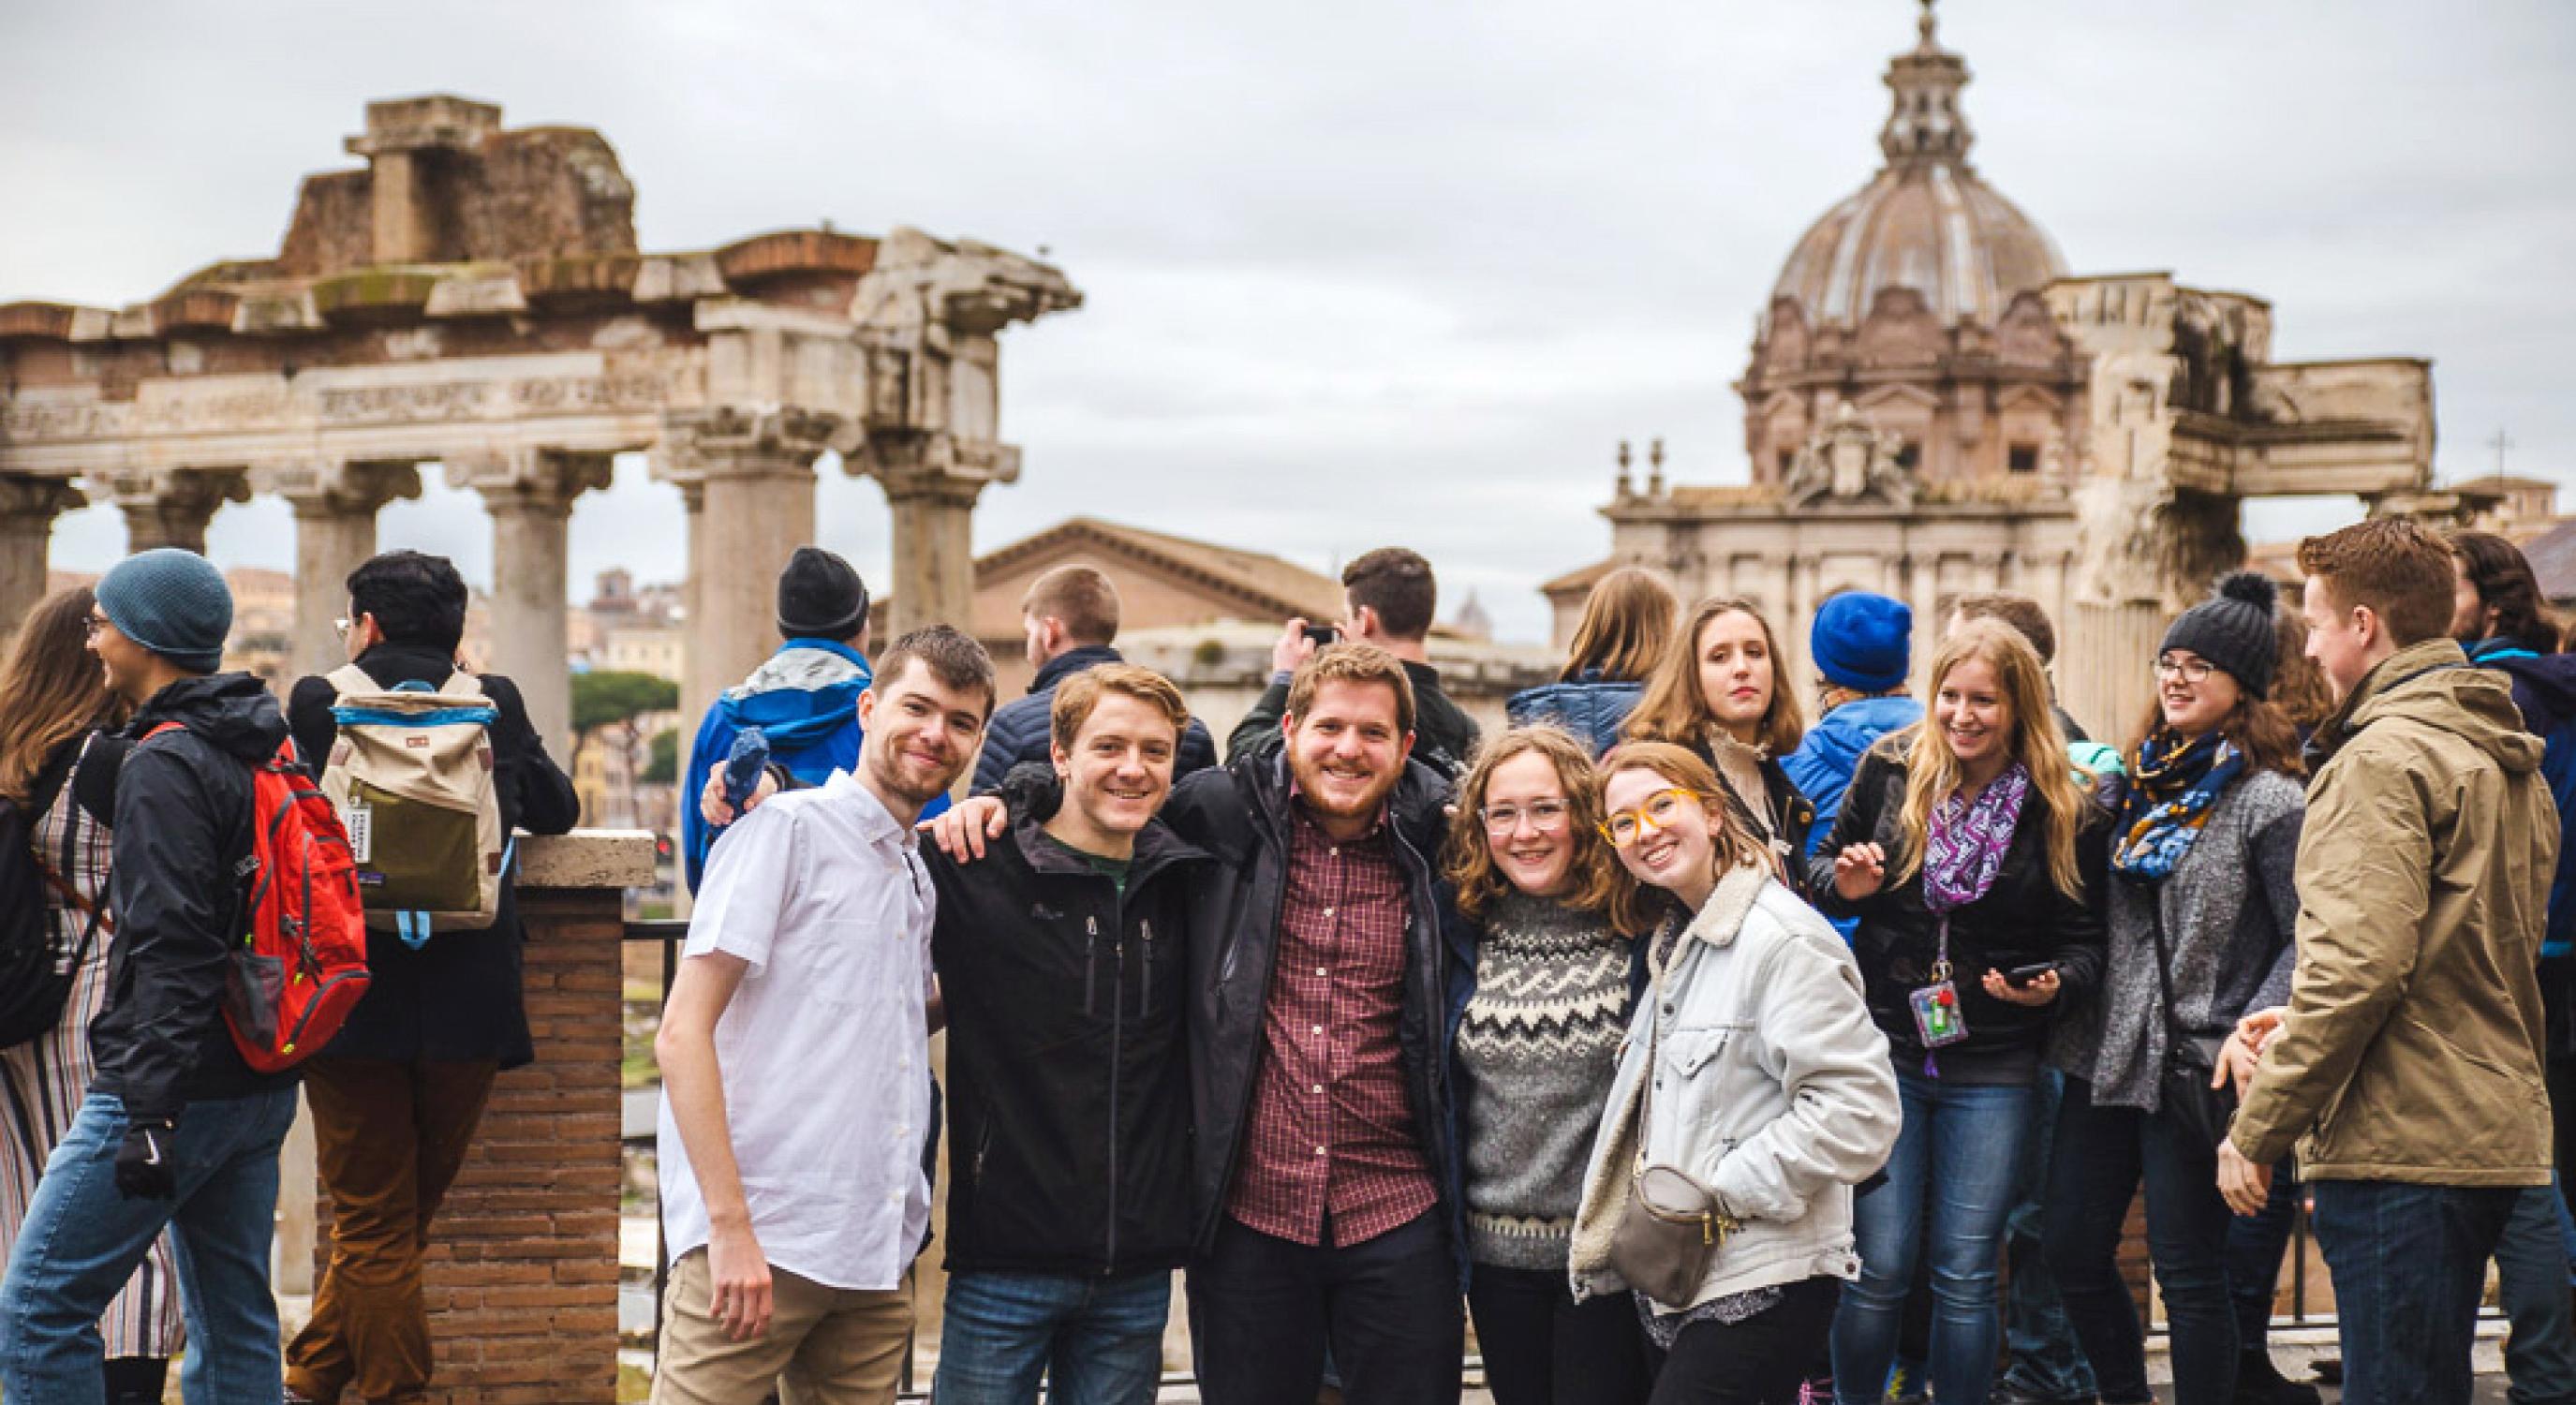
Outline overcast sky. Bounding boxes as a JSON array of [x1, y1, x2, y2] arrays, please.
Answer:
[[7, 0, 2571, 643]]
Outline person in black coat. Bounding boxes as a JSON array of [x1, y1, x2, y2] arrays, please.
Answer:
[[280, 551, 578, 1405], [1, 549, 308, 1402], [1806, 620, 2109, 1405], [923, 664, 1209, 1402]]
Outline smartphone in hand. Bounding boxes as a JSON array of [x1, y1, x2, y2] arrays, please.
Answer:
[[1302, 623, 1341, 647], [2003, 962, 2058, 988]]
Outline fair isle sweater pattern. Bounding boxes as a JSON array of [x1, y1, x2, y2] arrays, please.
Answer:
[[1455, 889, 1635, 1270]]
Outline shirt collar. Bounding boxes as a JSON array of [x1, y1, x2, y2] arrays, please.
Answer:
[[822, 768, 917, 851]]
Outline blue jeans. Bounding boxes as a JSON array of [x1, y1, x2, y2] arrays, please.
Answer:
[[931, 1268, 1172, 1405], [2310, 1178, 2518, 1405], [2041, 1077, 2235, 1405], [1999, 1070, 2096, 1401], [2495, 1176, 2576, 1405], [0, 1087, 300, 1405], [1832, 1068, 2031, 1405]]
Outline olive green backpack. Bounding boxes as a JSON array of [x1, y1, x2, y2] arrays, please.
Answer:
[[319, 665, 508, 947]]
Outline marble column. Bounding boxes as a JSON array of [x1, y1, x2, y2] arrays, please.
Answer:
[[877, 461, 988, 640], [452, 449, 616, 758], [0, 475, 85, 647], [108, 467, 249, 554], [267, 461, 424, 678], [660, 411, 827, 731]]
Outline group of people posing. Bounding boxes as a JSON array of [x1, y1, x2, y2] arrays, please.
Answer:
[[659, 520, 2569, 1405], [0, 514, 2566, 1405]]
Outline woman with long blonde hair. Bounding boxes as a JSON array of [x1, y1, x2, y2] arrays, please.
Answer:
[[1806, 619, 2110, 1405], [1439, 725, 1651, 1403], [0, 587, 182, 1405], [1621, 597, 1814, 883], [1509, 569, 1680, 755]]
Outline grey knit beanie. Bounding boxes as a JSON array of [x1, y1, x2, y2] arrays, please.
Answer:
[[2161, 571, 2278, 699], [96, 548, 232, 673]]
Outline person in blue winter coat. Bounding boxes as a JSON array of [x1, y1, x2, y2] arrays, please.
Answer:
[[680, 547, 945, 892], [1506, 568, 1677, 755], [1784, 591, 1920, 866], [970, 563, 1217, 793]]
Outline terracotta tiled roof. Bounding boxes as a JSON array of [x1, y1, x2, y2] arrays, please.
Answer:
[[977, 516, 1345, 623]]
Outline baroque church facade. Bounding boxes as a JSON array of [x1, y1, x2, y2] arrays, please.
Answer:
[[1545, 2, 2438, 738]]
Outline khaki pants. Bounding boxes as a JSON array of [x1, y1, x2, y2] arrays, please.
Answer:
[[651, 1250, 913, 1405]]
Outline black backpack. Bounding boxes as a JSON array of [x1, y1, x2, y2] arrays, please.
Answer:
[[0, 755, 109, 1049]]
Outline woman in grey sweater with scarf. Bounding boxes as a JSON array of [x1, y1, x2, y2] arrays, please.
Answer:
[[2043, 573, 2306, 1405]]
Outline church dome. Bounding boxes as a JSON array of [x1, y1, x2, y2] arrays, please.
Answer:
[[1769, 1, 2066, 329]]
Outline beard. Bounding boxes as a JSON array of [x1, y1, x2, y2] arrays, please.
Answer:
[[1286, 747, 1399, 822]]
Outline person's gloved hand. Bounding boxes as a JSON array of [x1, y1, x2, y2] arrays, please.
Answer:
[[113, 1118, 179, 1200]]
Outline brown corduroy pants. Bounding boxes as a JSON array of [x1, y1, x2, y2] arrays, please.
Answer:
[[283, 1057, 498, 1404]]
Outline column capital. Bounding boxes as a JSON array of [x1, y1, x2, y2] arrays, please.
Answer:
[[257, 460, 423, 517], [0, 473, 86, 520], [445, 446, 616, 514], [97, 466, 251, 515], [851, 429, 1018, 505], [654, 407, 842, 481]]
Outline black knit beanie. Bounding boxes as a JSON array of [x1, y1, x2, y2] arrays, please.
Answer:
[[2161, 571, 2279, 699], [776, 547, 868, 641]]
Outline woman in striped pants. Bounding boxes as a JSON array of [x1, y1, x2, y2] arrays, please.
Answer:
[[0, 584, 185, 1405]]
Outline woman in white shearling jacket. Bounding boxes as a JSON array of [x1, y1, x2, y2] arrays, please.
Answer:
[[1571, 741, 1900, 1403]]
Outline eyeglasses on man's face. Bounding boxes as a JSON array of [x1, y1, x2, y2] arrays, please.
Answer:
[[2154, 653, 2215, 684], [1599, 788, 1703, 847], [1479, 799, 1571, 836]]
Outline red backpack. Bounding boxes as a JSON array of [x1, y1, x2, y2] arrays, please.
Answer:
[[145, 724, 371, 1072]]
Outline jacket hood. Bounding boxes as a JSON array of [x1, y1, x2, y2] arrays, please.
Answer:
[[2338, 638, 2543, 776], [717, 642, 869, 748], [2484, 648, 2576, 732], [130, 671, 289, 762]]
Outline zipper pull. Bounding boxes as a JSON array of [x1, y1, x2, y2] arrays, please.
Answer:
[[1084, 915, 1099, 1016], [1139, 919, 1152, 1019]]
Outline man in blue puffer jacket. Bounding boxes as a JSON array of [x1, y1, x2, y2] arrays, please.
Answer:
[[1783, 591, 1919, 872], [970, 564, 1216, 793], [680, 547, 946, 892]]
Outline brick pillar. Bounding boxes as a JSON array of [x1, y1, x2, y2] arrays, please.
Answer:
[[311, 834, 648, 1403]]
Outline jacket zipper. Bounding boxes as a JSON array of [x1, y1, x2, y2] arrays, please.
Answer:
[[1138, 918, 1153, 1021], [1106, 897, 1125, 1275], [1083, 916, 1099, 1016]]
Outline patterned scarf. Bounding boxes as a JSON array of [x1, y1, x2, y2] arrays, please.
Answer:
[[1922, 762, 2031, 913], [2110, 729, 2243, 883]]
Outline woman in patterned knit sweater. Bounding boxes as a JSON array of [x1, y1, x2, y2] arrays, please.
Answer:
[[1442, 726, 1651, 1404], [0, 587, 182, 1405]]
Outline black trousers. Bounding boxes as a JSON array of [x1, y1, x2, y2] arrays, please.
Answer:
[[1468, 1264, 1650, 1405], [1192, 1210, 1465, 1405], [1649, 1277, 1841, 1405]]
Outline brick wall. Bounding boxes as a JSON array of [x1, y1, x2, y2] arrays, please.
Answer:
[[311, 883, 626, 1403]]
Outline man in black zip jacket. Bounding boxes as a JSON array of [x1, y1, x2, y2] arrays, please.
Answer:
[[935, 643, 1464, 1405], [0, 549, 304, 1402], [279, 550, 580, 1405], [923, 663, 1209, 1404]]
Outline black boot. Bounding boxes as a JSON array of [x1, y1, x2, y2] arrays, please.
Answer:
[[102, 1355, 169, 1405], [2233, 1349, 2322, 1405]]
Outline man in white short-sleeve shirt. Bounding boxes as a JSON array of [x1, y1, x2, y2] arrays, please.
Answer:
[[650, 625, 995, 1405]]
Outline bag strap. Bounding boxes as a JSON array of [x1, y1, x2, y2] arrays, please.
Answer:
[[2141, 895, 2203, 1052]]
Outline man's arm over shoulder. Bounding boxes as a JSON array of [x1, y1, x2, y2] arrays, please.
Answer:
[[106, 734, 241, 1121], [479, 673, 580, 836], [2230, 740, 2432, 1164]]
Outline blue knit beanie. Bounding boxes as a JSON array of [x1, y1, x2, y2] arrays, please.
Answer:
[[96, 548, 232, 673], [1811, 591, 1913, 693]]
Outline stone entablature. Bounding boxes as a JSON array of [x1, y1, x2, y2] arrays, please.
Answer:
[[0, 95, 1081, 754]]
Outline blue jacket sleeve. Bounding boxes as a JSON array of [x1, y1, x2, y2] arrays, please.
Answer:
[[681, 704, 731, 895]]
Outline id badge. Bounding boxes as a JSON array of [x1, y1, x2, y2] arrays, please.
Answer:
[[1909, 980, 1968, 1049]]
